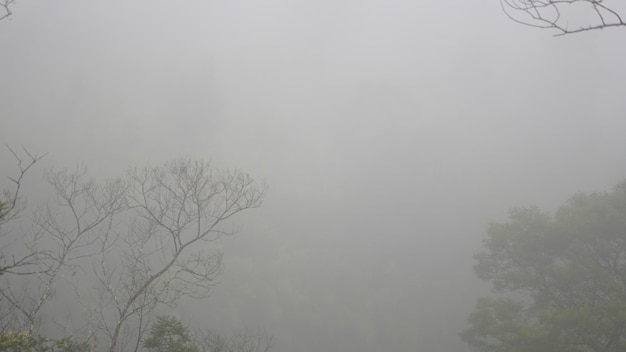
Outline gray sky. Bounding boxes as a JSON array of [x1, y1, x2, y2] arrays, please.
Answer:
[[2, 1, 626, 351]]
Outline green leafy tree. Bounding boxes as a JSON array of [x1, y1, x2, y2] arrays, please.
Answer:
[[143, 316, 198, 352], [462, 181, 626, 352], [0, 330, 88, 352]]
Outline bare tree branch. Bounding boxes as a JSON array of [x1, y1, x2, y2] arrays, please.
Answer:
[[501, 0, 626, 35], [0, 155, 267, 350], [0, 161, 126, 335], [0, 0, 14, 22], [0, 145, 47, 228], [0, 146, 49, 279], [91, 158, 266, 352]]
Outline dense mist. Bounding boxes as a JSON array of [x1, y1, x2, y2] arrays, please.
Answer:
[[2, 1, 626, 351]]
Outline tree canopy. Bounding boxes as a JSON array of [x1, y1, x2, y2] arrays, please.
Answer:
[[0, 330, 88, 352], [144, 316, 198, 352], [462, 181, 626, 352]]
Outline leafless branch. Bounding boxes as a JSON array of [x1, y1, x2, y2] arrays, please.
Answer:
[[0, 162, 127, 335], [0, 0, 15, 22], [0, 146, 50, 299], [0, 155, 266, 349], [0, 145, 47, 227], [500, 0, 626, 35], [92, 158, 266, 352]]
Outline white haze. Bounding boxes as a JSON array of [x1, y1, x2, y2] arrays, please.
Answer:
[[2, 1, 626, 351]]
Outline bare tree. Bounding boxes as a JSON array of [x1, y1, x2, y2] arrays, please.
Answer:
[[0, 145, 48, 284], [501, 0, 626, 35], [0, 154, 266, 351], [0, 145, 49, 332], [0, 160, 126, 335], [88, 159, 266, 352], [0, 145, 46, 233]]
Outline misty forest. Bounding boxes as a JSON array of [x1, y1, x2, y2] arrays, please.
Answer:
[[2, 1, 626, 352]]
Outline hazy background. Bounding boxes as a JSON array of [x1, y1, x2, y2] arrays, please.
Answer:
[[2, 1, 626, 351]]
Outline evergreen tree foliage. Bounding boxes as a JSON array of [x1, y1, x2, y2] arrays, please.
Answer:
[[463, 181, 626, 352], [0, 330, 88, 352], [144, 316, 199, 352]]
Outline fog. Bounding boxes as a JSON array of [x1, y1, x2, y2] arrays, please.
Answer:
[[2, 1, 626, 351]]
